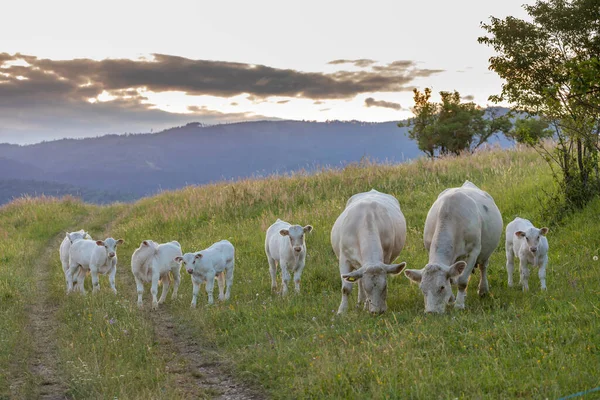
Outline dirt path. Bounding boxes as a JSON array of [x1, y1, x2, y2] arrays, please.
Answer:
[[149, 305, 265, 400]]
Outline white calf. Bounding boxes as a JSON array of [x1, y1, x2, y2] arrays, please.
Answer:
[[505, 217, 549, 291], [67, 237, 124, 294], [60, 230, 91, 292], [265, 219, 313, 295], [131, 240, 183, 309], [176, 240, 235, 307]]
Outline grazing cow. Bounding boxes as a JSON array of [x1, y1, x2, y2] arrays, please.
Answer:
[[331, 189, 407, 314], [60, 229, 92, 292], [404, 181, 502, 313], [67, 237, 124, 294], [131, 240, 183, 309], [176, 240, 235, 307], [265, 219, 313, 295], [505, 217, 549, 291]]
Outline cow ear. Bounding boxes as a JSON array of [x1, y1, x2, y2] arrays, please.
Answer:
[[195, 253, 203, 259], [540, 227, 549, 236], [279, 229, 289, 236], [174, 256, 183, 263], [116, 239, 124, 245], [96, 240, 105, 246], [448, 261, 467, 279], [404, 269, 423, 283], [385, 262, 406, 275], [515, 231, 526, 238], [342, 268, 364, 283], [143, 241, 149, 246], [303, 225, 313, 234]]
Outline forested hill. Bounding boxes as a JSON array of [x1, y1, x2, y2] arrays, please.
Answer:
[[0, 119, 511, 204]]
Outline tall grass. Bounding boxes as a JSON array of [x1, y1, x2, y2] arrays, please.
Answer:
[[109, 147, 599, 399]]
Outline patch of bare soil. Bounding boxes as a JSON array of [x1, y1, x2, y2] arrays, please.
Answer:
[[148, 306, 266, 400]]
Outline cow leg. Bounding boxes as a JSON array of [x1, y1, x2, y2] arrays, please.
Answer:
[[191, 280, 200, 308], [506, 244, 515, 288], [108, 265, 117, 294], [478, 260, 490, 297], [280, 261, 291, 296], [205, 275, 215, 305], [90, 266, 101, 294], [171, 266, 181, 300], [538, 257, 547, 291], [267, 256, 278, 292], [519, 258, 530, 292], [151, 272, 160, 310], [357, 279, 367, 309], [455, 250, 479, 309], [66, 263, 79, 294], [158, 274, 170, 304], [293, 261, 305, 294], [337, 257, 353, 314], [76, 268, 86, 293], [217, 272, 225, 301], [134, 275, 145, 308], [224, 265, 234, 301]]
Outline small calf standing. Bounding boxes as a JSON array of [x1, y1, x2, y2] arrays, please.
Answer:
[[67, 237, 124, 294], [131, 240, 183, 309], [176, 240, 234, 307], [265, 219, 313, 295], [505, 217, 549, 291], [60, 229, 91, 292]]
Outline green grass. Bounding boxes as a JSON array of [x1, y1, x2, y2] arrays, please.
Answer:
[[2, 147, 599, 399]]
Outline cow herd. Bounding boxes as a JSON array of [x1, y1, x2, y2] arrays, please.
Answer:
[[59, 180, 549, 314]]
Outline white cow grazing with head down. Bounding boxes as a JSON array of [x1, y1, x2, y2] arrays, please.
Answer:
[[405, 181, 502, 313], [505, 217, 549, 291], [175, 240, 235, 307], [265, 219, 313, 295], [60, 229, 92, 292], [131, 240, 183, 309], [67, 237, 124, 294], [331, 189, 407, 315]]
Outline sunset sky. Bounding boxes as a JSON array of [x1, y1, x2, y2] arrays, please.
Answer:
[[1, 0, 530, 144]]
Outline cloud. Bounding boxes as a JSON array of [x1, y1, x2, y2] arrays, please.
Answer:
[[276, 100, 290, 104], [328, 59, 377, 68], [364, 97, 402, 111], [0, 52, 444, 143], [463, 94, 475, 101]]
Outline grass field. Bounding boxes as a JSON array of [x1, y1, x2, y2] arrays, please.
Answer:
[[1, 146, 599, 399]]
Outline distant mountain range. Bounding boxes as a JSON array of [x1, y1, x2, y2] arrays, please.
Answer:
[[0, 118, 513, 205]]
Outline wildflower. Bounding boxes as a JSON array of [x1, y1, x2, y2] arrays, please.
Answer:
[[594, 256, 598, 261], [109, 318, 115, 324]]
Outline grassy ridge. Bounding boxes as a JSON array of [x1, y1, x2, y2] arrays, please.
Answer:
[[2, 147, 599, 399], [108, 147, 599, 399]]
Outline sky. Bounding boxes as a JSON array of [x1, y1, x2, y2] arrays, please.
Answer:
[[0, 0, 531, 144]]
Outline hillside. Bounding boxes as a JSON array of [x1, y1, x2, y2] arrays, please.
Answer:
[[1, 146, 598, 399], [0, 119, 512, 205]]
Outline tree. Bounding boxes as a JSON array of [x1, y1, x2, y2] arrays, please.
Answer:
[[400, 88, 512, 158], [479, 0, 600, 210]]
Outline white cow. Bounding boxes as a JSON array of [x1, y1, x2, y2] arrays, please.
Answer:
[[331, 189, 407, 314], [505, 217, 549, 291], [175, 240, 235, 307], [405, 181, 502, 313], [60, 229, 92, 292], [67, 237, 124, 294], [265, 219, 313, 295], [131, 240, 183, 309]]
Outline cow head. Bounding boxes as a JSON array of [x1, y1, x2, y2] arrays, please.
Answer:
[[96, 237, 124, 259], [342, 262, 406, 314], [175, 252, 203, 275], [515, 226, 549, 254], [280, 224, 313, 254], [67, 229, 90, 244], [404, 261, 466, 314]]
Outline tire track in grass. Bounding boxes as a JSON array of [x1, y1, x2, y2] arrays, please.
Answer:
[[24, 211, 99, 399], [148, 305, 265, 400]]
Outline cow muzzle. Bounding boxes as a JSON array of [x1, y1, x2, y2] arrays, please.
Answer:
[[530, 247, 538, 253], [294, 246, 302, 253], [187, 268, 193, 274], [108, 252, 115, 258]]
